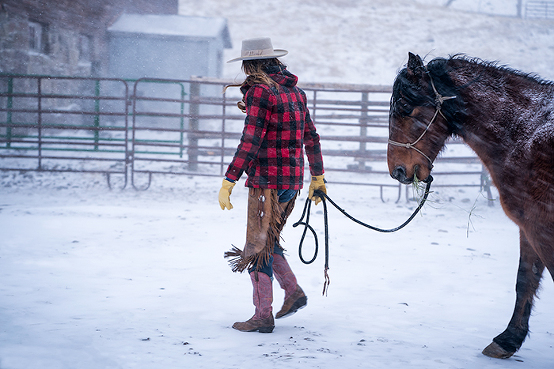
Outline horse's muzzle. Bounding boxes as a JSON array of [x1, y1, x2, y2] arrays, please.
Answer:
[[391, 166, 433, 184]]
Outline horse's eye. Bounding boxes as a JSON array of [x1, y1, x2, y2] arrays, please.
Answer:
[[395, 99, 413, 116]]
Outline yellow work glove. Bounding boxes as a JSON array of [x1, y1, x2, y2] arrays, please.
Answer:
[[308, 175, 327, 205], [218, 179, 236, 210]]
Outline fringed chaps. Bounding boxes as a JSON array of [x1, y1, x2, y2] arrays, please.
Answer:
[[225, 188, 297, 273]]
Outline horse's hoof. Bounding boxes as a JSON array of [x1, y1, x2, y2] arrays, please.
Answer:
[[482, 342, 514, 359]]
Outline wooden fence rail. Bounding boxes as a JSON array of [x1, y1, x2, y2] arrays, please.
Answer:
[[0, 74, 490, 201]]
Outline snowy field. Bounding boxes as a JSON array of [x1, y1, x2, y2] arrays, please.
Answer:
[[0, 172, 553, 369], [2, 0, 554, 368], [179, 0, 554, 86]]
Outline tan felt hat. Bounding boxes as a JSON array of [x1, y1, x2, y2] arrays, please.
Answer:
[[227, 37, 288, 63]]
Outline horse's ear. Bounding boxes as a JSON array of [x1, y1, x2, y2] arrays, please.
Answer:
[[407, 52, 424, 79]]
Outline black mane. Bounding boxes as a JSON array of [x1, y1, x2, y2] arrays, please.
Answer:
[[391, 54, 553, 138], [445, 54, 554, 87]]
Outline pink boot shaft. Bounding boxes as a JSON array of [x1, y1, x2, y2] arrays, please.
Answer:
[[251, 271, 273, 320], [272, 254, 307, 319], [272, 253, 297, 299], [232, 271, 274, 333]]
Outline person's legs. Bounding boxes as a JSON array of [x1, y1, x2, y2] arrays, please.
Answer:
[[232, 188, 305, 331], [232, 189, 277, 333]]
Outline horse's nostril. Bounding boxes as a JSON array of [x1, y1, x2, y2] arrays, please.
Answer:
[[392, 167, 406, 179], [392, 166, 406, 180], [391, 166, 412, 184]]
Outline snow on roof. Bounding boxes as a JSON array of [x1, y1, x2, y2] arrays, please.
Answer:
[[108, 14, 232, 48]]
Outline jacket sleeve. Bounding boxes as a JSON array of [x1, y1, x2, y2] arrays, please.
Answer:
[[225, 85, 273, 181], [302, 92, 324, 177]]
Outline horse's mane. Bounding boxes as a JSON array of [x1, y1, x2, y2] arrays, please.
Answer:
[[392, 54, 553, 138], [433, 54, 554, 87]]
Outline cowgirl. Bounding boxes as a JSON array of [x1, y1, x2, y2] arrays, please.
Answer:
[[219, 37, 326, 333]]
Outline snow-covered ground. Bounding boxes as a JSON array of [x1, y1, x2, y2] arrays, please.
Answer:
[[1, 172, 553, 368], [2, 1, 553, 368]]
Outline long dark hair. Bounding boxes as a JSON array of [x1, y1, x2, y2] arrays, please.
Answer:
[[225, 58, 286, 112], [242, 58, 285, 87]]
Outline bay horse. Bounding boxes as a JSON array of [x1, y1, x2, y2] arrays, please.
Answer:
[[387, 52, 554, 359]]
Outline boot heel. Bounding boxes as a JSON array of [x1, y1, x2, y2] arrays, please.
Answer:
[[258, 326, 275, 333], [293, 296, 307, 310]]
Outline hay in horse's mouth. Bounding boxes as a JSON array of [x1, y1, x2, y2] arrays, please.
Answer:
[[414, 165, 433, 184]]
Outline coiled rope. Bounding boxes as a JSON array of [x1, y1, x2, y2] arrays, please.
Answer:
[[293, 176, 433, 295]]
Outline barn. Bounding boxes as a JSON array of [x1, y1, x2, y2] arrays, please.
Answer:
[[107, 13, 232, 80]]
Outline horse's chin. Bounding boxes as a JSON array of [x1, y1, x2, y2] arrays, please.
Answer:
[[397, 177, 413, 185], [421, 175, 433, 183]]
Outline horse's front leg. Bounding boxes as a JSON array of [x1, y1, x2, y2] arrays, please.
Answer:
[[482, 229, 544, 358]]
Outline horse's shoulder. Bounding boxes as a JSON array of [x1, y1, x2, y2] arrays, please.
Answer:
[[528, 121, 554, 149], [525, 121, 554, 190]]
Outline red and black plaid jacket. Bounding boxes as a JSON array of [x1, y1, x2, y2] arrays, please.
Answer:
[[225, 67, 324, 189]]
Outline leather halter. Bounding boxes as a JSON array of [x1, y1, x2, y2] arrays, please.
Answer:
[[388, 68, 456, 168]]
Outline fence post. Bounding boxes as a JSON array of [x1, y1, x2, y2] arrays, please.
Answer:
[[37, 77, 43, 170], [358, 92, 369, 170], [189, 80, 200, 171], [6, 77, 13, 148], [94, 79, 100, 151], [179, 84, 185, 158], [220, 85, 227, 176]]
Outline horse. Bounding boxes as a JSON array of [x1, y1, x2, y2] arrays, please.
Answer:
[[387, 52, 554, 359]]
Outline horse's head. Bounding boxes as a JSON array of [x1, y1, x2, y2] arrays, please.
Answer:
[[388, 52, 461, 184]]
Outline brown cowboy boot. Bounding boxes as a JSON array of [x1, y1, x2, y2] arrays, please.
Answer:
[[273, 254, 307, 319], [232, 272, 275, 333], [275, 285, 307, 319]]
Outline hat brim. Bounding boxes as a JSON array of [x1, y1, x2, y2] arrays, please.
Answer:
[[226, 49, 288, 63]]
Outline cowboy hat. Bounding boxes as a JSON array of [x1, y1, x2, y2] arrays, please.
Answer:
[[227, 37, 288, 63]]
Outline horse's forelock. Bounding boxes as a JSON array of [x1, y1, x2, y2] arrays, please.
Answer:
[[391, 58, 468, 137], [391, 68, 431, 114]]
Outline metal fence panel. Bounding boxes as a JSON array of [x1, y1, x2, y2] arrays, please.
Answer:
[[526, 1, 554, 19], [0, 74, 130, 188], [0, 74, 490, 200]]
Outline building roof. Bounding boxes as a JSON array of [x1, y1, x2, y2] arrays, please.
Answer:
[[108, 14, 232, 48]]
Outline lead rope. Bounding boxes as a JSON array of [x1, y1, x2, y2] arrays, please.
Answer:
[[293, 176, 433, 296]]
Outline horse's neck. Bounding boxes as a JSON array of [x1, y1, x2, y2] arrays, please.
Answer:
[[452, 68, 552, 156], [450, 64, 554, 184]]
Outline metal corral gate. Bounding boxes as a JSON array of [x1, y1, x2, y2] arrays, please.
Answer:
[[0, 74, 491, 201], [526, 1, 554, 19], [0, 75, 130, 188]]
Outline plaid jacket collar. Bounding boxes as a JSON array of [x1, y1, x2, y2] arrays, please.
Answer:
[[240, 66, 298, 95]]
